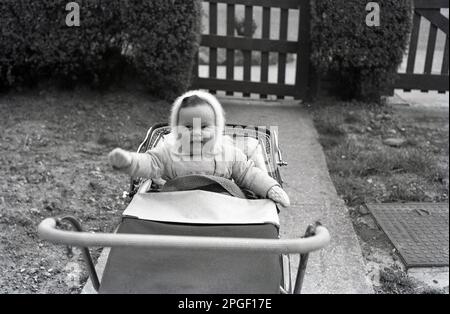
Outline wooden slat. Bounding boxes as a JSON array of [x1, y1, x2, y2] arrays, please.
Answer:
[[295, 0, 310, 99], [192, 78, 297, 96], [209, 2, 218, 93], [193, 53, 199, 80], [395, 73, 449, 91], [414, 0, 449, 9], [406, 12, 421, 74], [417, 9, 449, 35], [206, 0, 300, 9], [441, 36, 449, 74], [277, 8, 289, 99], [424, 23, 438, 74], [226, 3, 235, 96], [243, 5, 253, 97], [260, 6, 271, 99], [201, 35, 299, 52]]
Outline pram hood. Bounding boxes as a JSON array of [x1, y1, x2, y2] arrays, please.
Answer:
[[123, 190, 280, 227]]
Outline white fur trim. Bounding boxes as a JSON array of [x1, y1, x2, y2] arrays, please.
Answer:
[[170, 90, 225, 133], [168, 90, 225, 153]]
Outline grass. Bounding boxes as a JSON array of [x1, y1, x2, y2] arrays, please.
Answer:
[[315, 115, 346, 137], [378, 267, 446, 294], [311, 100, 449, 294], [378, 267, 420, 294], [312, 102, 449, 207], [0, 89, 170, 293], [328, 146, 443, 179]]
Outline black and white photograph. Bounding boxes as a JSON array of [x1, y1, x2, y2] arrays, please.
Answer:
[[0, 0, 448, 298]]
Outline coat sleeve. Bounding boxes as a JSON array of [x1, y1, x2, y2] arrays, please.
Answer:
[[230, 148, 279, 197], [123, 144, 167, 179]]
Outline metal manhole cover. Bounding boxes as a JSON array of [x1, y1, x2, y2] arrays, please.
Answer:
[[366, 203, 449, 268]]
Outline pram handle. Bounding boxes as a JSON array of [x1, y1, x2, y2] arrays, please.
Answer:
[[38, 218, 330, 254]]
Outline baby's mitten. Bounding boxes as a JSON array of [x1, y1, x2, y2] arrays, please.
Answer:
[[108, 148, 132, 170], [267, 185, 290, 207]]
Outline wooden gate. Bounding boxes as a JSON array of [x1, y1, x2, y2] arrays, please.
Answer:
[[395, 0, 449, 92], [190, 0, 311, 99]]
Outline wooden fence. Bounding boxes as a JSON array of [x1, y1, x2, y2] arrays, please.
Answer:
[[192, 0, 449, 98], [190, 0, 311, 99], [395, 0, 449, 92]]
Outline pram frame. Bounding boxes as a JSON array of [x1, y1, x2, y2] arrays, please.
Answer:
[[39, 217, 329, 294], [37, 123, 330, 294]]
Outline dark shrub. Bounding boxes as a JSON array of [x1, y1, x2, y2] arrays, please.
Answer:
[[126, 0, 201, 100], [310, 0, 412, 102], [0, 1, 121, 89], [0, 0, 201, 99]]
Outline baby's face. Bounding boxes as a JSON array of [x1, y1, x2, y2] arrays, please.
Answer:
[[178, 104, 216, 146]]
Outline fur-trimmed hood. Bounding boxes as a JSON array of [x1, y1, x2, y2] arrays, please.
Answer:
[[167, 90, 225, 155]]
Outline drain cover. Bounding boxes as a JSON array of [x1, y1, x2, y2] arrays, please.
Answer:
[[366, 203, 449, 268]]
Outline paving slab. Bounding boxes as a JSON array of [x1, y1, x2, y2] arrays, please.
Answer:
[[408, 267, 449, 291], [280, 204, 373, 294], [82, 248, 109, 294], [388, 90, 449, 108], [82, 98, 373, 294]]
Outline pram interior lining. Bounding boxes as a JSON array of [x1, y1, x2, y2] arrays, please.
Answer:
[[99, 218, 282, 294]]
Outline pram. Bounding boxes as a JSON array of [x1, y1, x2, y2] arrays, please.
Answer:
[[38, 123, 330, 294]]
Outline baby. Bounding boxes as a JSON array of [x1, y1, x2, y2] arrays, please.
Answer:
[[108, 90, 290, 207]]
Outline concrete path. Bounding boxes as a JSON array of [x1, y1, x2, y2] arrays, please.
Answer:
[[83, 98, 373, 294], [221, 98, 373, 294], [388, 90, 449, 108]]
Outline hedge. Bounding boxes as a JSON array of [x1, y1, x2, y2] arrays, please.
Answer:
[[0, 0, 201, 100], [311, 0, 412, 101]]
